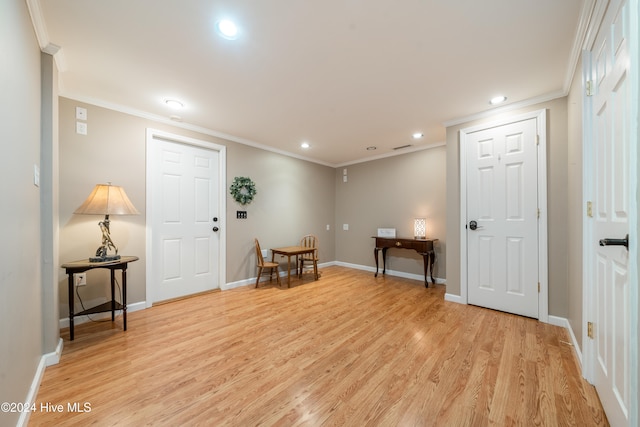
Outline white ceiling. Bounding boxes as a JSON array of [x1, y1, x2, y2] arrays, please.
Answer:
[[34, 0, 586, 166]]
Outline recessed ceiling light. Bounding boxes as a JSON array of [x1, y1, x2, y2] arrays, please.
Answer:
[[165, 99, 184, 109], [412, 133, 424, 139], [301, 142, 310, 149], [490, 95, 507, 105], [216, 19, 238, 40]]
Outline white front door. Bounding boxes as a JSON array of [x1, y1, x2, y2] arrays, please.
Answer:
[[461, 111, 546, 319], [585, 0, 634, 424], [146, 129, 226, 303]]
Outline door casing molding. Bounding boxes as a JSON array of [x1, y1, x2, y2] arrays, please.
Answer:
[[145, 128, 227, 307], [459, 109, 549, 322]]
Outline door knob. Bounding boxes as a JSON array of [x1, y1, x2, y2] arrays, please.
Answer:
[[599, 234, 628, 250], [212, 226, 219, 232], [469, 220, 478, 230]]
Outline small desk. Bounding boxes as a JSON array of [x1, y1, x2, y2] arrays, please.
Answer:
[[373, 237, 437, 287], [61, 256, 138, 340], [271, 246, 317, 288]]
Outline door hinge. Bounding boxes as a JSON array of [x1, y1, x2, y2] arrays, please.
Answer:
[[537, 208, 540, 219], [538, 282, 540, 293], [586, 80, 594, 97], [587, 322, 594, 339], [586, 201, 593, 218], [536, 135, 540, 146]]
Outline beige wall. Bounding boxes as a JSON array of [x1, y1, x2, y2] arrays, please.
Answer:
[[0, 1, 45, 425], [335, 146, 447, 280], [58, 97, 336, 314], [445, 98, 571, 317]]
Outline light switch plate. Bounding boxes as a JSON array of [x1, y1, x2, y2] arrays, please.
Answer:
[[75, 107, 87, 120], [76, 122, 87, 135]]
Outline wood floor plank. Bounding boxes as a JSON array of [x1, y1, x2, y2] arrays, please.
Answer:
[[29, 266, 608, 426]]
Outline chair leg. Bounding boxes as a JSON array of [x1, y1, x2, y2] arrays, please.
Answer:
[[255, 266, 263, 288], [313, 260, 318, 280], [274, 267, 281, 285]]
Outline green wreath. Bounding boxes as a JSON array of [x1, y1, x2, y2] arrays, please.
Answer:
[[230, 176, 257, 205]]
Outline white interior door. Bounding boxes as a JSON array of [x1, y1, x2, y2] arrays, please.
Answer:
[[463, 114, 542, 318], [146, 130, 226, 303], [586, 0, 633, 424]]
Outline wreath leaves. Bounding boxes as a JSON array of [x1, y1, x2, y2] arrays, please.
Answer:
[[230, 176, 257, 205]]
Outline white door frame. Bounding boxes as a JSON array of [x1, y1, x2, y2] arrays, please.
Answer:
[[145, 128, 227, 307], [581, 0, 639, 423], [459, 109, 549, 322]]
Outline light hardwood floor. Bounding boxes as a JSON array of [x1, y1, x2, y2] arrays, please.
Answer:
[[30, 266, 608, 426]]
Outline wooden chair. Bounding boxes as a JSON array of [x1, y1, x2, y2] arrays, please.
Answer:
[[298, 234, 319, 280], [254, 239, 280, 288]]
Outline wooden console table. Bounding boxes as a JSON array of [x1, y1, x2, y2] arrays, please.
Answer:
[[373, 237, 437, 287], [61, 256, 138, 340]]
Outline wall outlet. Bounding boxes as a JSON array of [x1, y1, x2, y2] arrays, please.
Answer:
[[75, 273, 87, 286]]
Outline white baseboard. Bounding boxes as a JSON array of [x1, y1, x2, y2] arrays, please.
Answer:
[[18, 338, 64, 427], [59, 301, 147, 329], [223, 262, 339, 290], [60, 262, 446, 326], [334, 261, 445, 285], [222, 278, 255, 290], [45, 338, 64, 366], [444, 293, 465, 304], [548, 315, 583, 367]]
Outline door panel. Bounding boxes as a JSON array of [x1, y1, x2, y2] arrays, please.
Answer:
[[149, 136, 220, 302], [588, 0, 631, 424], [466, 118, 539, 318]]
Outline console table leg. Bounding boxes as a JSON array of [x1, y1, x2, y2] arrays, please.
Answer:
[[429, 251, 436, 285], [68, 274, 75, 341], [381, 247, 388, 274], [122, 268, 127, 331], [110, 270, 116, 321], [374, 248, 379, 277], [422, 254, 429, 288]]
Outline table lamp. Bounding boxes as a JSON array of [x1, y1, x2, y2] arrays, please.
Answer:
[[414, 218, 426, 239], [74, 183, 139, 262]]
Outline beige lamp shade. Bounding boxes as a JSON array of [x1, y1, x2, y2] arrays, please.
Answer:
[[74, 183, 138, 262], [74, 184, 139, 216]]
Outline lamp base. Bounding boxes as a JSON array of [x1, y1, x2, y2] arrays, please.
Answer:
[[89, 254, 121, 263]]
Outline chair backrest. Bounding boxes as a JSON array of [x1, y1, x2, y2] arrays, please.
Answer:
[[300, 234, 318, 259], [254, 238, 265, 266]]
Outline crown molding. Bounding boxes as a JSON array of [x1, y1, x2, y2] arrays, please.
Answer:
[[26, 0, 67, 70], [563, 0, 598, 92], [61, 92, 337, 167], [26, 0, 48, 50], [442, 90, 565, 128], [335, 142, 446, 168]]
